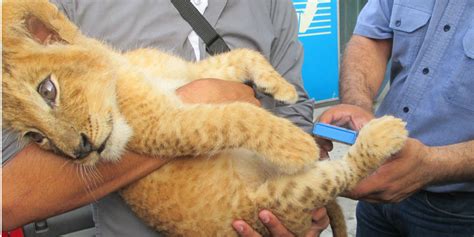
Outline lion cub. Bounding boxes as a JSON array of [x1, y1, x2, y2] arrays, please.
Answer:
[[2, 0, 407, 236]]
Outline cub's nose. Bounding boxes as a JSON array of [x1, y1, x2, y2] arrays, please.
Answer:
[[74, 133, 93, 159]]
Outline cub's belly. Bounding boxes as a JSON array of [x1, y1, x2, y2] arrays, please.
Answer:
[[119, 150, 268, 235]]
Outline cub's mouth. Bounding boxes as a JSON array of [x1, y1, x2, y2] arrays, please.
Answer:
[[25, 126, 113, 166], [66, 114, 133, 165], [70, 132, 112, 166]]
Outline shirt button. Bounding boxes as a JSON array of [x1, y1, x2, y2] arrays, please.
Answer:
[[192, 0, 201, 5], [395, 20, 402, 27], [403, 107, 410, 113], [443, 24, 451, 32], [422, 67, 430, 75]]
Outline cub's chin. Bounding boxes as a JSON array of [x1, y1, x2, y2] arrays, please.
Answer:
[[75, 152, 101, 166], [99, 114, 133, 163]]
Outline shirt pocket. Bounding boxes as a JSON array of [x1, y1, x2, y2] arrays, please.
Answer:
[[389, 4, 431, 33], [463, 26, 474, 59], [388, 2, 432, 71], [445, 27, 474, 112]]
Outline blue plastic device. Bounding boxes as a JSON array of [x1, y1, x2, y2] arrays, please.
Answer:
[[312, 123, 358, 145]]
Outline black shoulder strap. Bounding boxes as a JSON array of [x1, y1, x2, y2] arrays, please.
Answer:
[[171, 0, 230, 55]]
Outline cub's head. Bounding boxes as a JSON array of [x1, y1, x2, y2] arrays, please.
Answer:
[[2, 0, 131, 165]]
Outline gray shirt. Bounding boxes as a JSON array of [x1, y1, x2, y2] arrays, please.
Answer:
[[3, 0, 314, 236]]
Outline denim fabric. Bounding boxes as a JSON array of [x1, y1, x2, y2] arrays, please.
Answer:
[[355, 0, 474, 192], [356, 191, 474, 237]]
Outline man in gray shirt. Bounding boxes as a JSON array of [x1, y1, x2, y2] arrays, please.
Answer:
[[3, 0, 329, 236]]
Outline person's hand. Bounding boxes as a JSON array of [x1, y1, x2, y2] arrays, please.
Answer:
[[318, 104, 374, 131], [344, 138, 433, 203], [232, 208, 330, 237], [176, 79, 260, 106], [314, 136, 333, 160]]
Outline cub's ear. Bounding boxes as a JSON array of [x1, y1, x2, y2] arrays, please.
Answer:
[[25, 15, 65, 45], [2, 0, 78, 46]]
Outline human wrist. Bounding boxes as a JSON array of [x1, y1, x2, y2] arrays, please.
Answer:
[[424, 143, 474, 185], [423, 146, 449, 185], [341, 100, 373, 112], [96, 152, 167, 188], [340, 77, 377, 112]]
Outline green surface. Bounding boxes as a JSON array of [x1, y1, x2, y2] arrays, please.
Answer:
[[339, 0, 367, 51]]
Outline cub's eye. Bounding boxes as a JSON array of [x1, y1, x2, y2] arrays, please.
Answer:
[[25, 131, 45, 144], [38, 75, 57, 106]]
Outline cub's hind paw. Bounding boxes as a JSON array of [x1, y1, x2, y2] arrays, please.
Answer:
[[357, 116, 408, 158]]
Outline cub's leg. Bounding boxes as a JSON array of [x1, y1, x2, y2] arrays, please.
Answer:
[[251, 116, 408, 236], [118, 74, 318, 174], [190, 49, 298, 104], [126, 102, 319, 175], [125, 48, 297, 103]]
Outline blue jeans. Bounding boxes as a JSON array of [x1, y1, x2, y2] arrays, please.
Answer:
[[356, 191, 474, 237]]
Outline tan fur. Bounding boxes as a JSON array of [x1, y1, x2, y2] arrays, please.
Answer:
[[2, 1, 408, 236], [326, 200, 347, 237]]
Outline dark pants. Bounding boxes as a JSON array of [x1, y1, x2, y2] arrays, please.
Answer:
[[356, 191, 474, 237]]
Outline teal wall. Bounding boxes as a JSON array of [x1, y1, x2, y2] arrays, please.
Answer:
[[292, 0, 368, 104], [293, 0, 340, 102]]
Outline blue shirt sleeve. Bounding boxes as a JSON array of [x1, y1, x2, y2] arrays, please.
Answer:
[[354, 0, 394, 39]]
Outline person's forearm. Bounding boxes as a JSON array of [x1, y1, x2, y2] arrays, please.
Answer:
[[428, 140, 474, 184], [340, 35, 392, 111], [2, 144, 168, 231], [3, 79, 258, 231]]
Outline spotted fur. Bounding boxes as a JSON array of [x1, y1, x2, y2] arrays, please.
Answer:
[[2, 1, 408, 236]]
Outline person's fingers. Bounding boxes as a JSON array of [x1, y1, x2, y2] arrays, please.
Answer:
[[357, 197, 382, 203], [311, 208, 330, 230], [248, 97, 261, 107], [342, 178, 395, 203], [318, 104, 375, 131], [302, 208, 329, 237], [317, 105, 339, 124], [333, 116, 353, 128], [259, 210, 294, 237], [232, 220, 261, 237], [314, 137, 332, 160], [311, 208, 328, 222], [233, 209, 329, 237], [319, 112, 348, 126], [304, 229, 321, 237], [314, 137, 333, 152], [317, 105, 349, 125], [318, 111, 334, 124]]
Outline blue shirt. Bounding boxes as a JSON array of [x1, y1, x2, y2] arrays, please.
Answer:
[[355, 0, 474, 192]]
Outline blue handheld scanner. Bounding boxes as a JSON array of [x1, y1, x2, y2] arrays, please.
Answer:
[[312, 123, 358, 145]]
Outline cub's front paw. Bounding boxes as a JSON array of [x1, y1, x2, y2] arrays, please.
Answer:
[[272, 82, 298, 104], [254, 72, 298, 104], [358, 116, 408, 158]]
